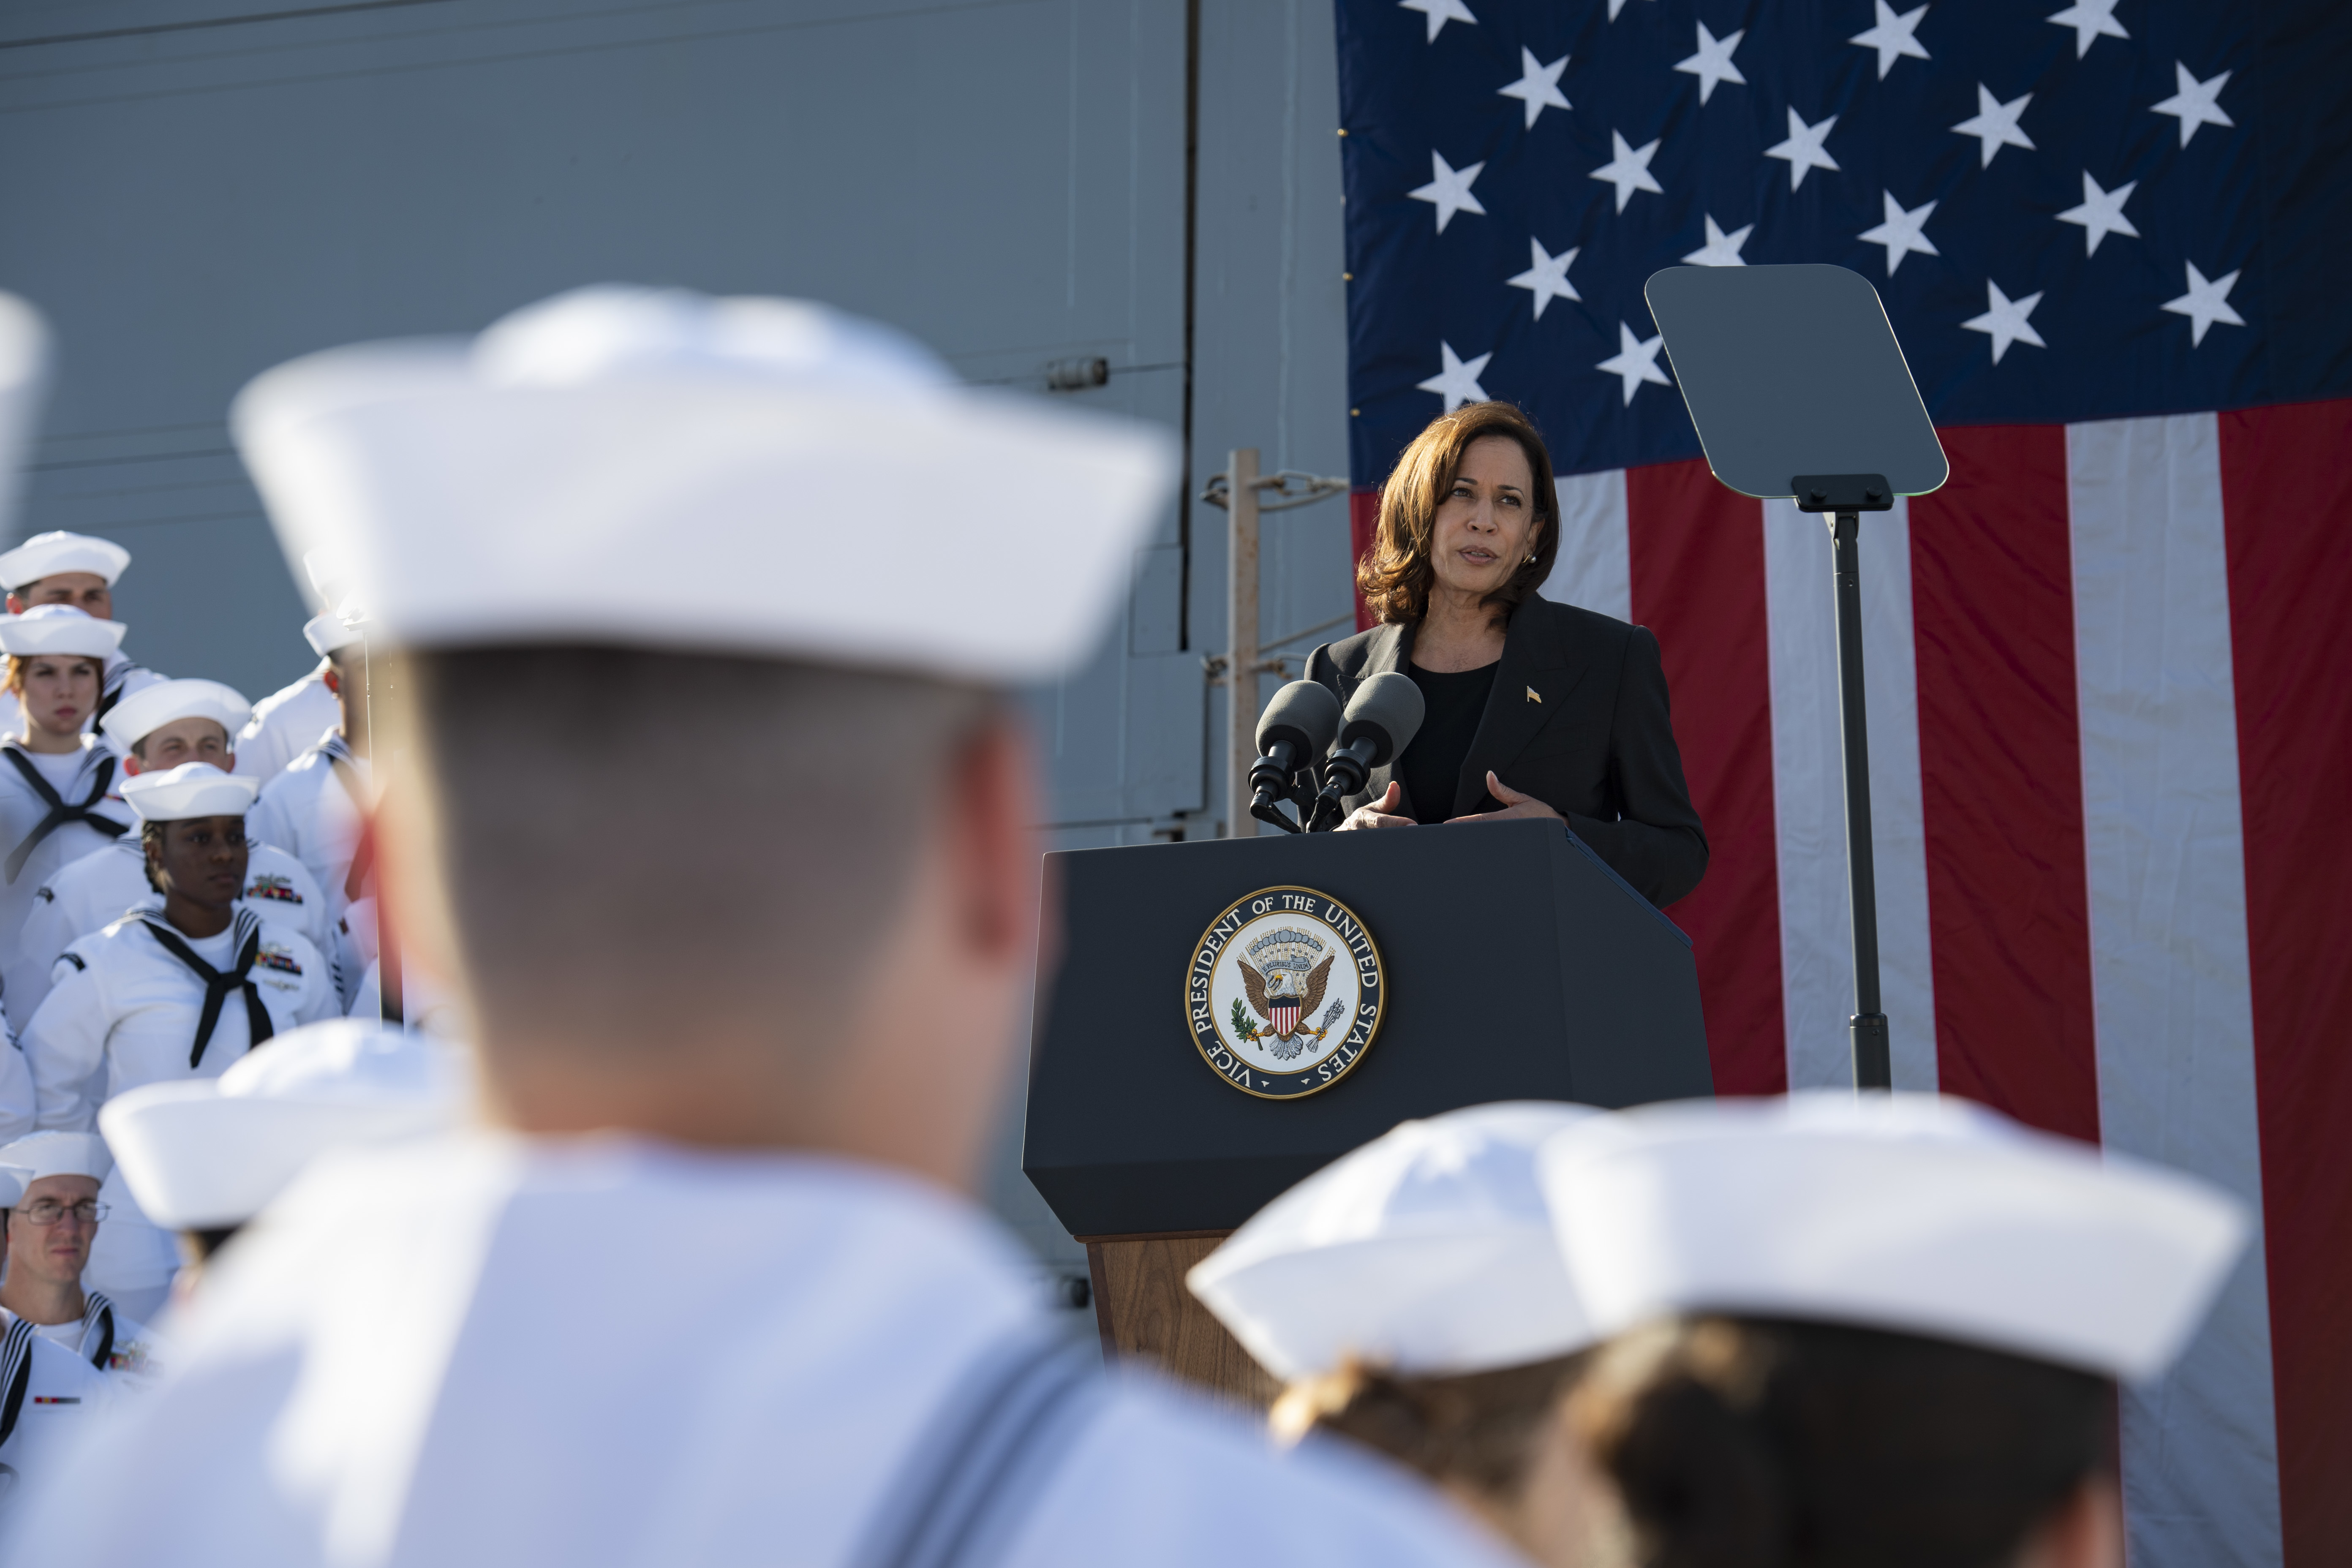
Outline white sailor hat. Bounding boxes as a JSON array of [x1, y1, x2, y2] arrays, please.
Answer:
[[99, 1019, 467, 1230], [100, 677, 253, 750], [1537, 1091, 2248, 1383], [0, 603, 128, 659], [120, 761, 261, 822], [0, 1165, 30, 1210], [0, 1131, 112, 1186], [1189, 1102, 1605, 1381], [231, 286, 1180, 681], [0, 529, 131, 591], [0, 293, 49, 544]]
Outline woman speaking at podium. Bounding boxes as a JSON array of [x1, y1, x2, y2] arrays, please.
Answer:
[[1306, 402, 1707, 908]]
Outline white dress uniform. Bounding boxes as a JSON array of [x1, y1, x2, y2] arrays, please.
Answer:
[[0, 737, 134, 983], [247, 733, 367, 923], [22, 893, 337, 1306], [8, 838, 330, 1024], [14, 1139, 1519, 1568], [233, 668, 338, 785], [0, 1303, 115, 1524]]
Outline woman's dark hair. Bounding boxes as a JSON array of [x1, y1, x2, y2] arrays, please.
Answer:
[[141, 820, 168, 893], [1356, 400, 1560, 630], [1572, 1316, 2112, 1568], [1270, 1351, 1589, 1499]]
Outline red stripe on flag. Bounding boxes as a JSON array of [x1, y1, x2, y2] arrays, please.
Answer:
[[2219, 397, 2352, 1568], [1350, 489, 1380, 632], [1908, 425, 2099, 1141], [1626, 458, 1785, 1096]]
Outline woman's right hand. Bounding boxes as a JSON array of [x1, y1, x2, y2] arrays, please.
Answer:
[[1336, 781, 1414, 830]]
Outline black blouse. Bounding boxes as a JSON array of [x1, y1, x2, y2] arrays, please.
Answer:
[[1398, 661, 1499, 825]]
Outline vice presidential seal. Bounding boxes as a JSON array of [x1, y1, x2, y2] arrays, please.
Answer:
[[1186, 886, 1384, 1100]]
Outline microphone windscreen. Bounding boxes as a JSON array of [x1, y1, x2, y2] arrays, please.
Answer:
[[1341, 670, 1426, 764], [1257, 679, 1342, 757]]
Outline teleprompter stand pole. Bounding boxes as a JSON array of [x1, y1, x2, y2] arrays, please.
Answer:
[[1827, 506, 1892, 1090]]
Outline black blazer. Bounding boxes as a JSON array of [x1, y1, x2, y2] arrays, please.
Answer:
[[1304, 596, 1709, 907]]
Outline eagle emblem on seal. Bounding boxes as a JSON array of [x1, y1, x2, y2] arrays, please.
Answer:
[[1237, 928, 1336, 1060]]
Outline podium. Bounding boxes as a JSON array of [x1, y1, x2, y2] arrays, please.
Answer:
[[1022, 817, 1711, 1403]]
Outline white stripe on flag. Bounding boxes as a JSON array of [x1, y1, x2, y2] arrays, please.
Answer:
[[1764, 498, 1937, 1091], [1545, 470, 1631, 622], [2066, 415, 2282, 1568]]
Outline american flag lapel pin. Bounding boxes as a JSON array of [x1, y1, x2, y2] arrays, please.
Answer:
[[1526, 685, 1542, 703]]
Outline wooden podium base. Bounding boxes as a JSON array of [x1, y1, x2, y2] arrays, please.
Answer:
[[1081, 1231, 1282, 1410]]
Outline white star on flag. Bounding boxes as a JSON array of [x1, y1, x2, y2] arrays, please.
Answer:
[[1962, 279, 2047, 364], [1399, 0, 1475, 44], [2056, 172, 2140, 256], [2162, 261, 2246, 346], [1849, 1, 1930, 79], [1674, 22, 1746, 104], [1418, 341, 1493, 410], [1597, 323, 1671, 405], [1764, 108, 1840, 191], [1589, 130, 1664, 212], [1506, 238, 1581, 318], [1682, 215, 1752, 267], [2151, 63, 2235, 148], [1859, 192, 1939, 275], [2046, 0, 2127, 58], [1953, 84, 2035, 168], [1497, 46, 1570, 128], [1408, 150, 1486, 233]]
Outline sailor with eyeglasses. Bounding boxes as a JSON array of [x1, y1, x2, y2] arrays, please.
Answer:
[[0, 1155, 114, 1519], [0, 1132, 162, 1389]]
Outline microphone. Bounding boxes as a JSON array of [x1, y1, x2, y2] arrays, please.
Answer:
[[1248, 680, 1343, 833], [1307, 671, 1425, 831]]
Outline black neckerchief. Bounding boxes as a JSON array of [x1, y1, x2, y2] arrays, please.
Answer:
[[79, 1292, 115, 1372], [139, 908, 275, 1068], [0, 743, 125, 884]]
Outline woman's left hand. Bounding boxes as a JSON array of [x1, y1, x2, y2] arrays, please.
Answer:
[[1448, 771, 1563, 826]]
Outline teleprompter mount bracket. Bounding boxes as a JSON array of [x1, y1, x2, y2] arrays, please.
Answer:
[[1791, 474, 1895, 513]]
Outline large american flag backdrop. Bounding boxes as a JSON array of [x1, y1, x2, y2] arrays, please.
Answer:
[[1334, 2, 2350, 1564]]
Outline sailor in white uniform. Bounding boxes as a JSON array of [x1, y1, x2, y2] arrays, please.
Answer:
[[0, 1160, 114, 1530], [0, 531, 166, 745], [12, 288, 1522, 1568], [0, 607, 136, 979], [100, 1018, 462, 1305], [20, 762, 337, 1317], [1536, 1094, 2249, 1568], [0, 1132, 162, 1389], [245, 631, 369, 925], [11, 681, 330, 1021], [234, 605, 356, 787], [1190, 1104, 1617, 1568]]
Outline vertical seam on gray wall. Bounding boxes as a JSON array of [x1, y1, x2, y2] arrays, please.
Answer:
[[1178, 0, 1201, 654]]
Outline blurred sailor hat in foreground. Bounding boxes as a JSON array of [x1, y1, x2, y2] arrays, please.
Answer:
[[0, 602, 127, 659], [101, 677, 254, 751], [0, 529, 131, 591], [0, 1130, 112, 1184], [99, 1018, 467, 1231], [231, 285, 1181, 681], [1538, 1091, 2248, 1382], [120, 761, 261, 821], [1190, 1101, 1604, 1380]]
